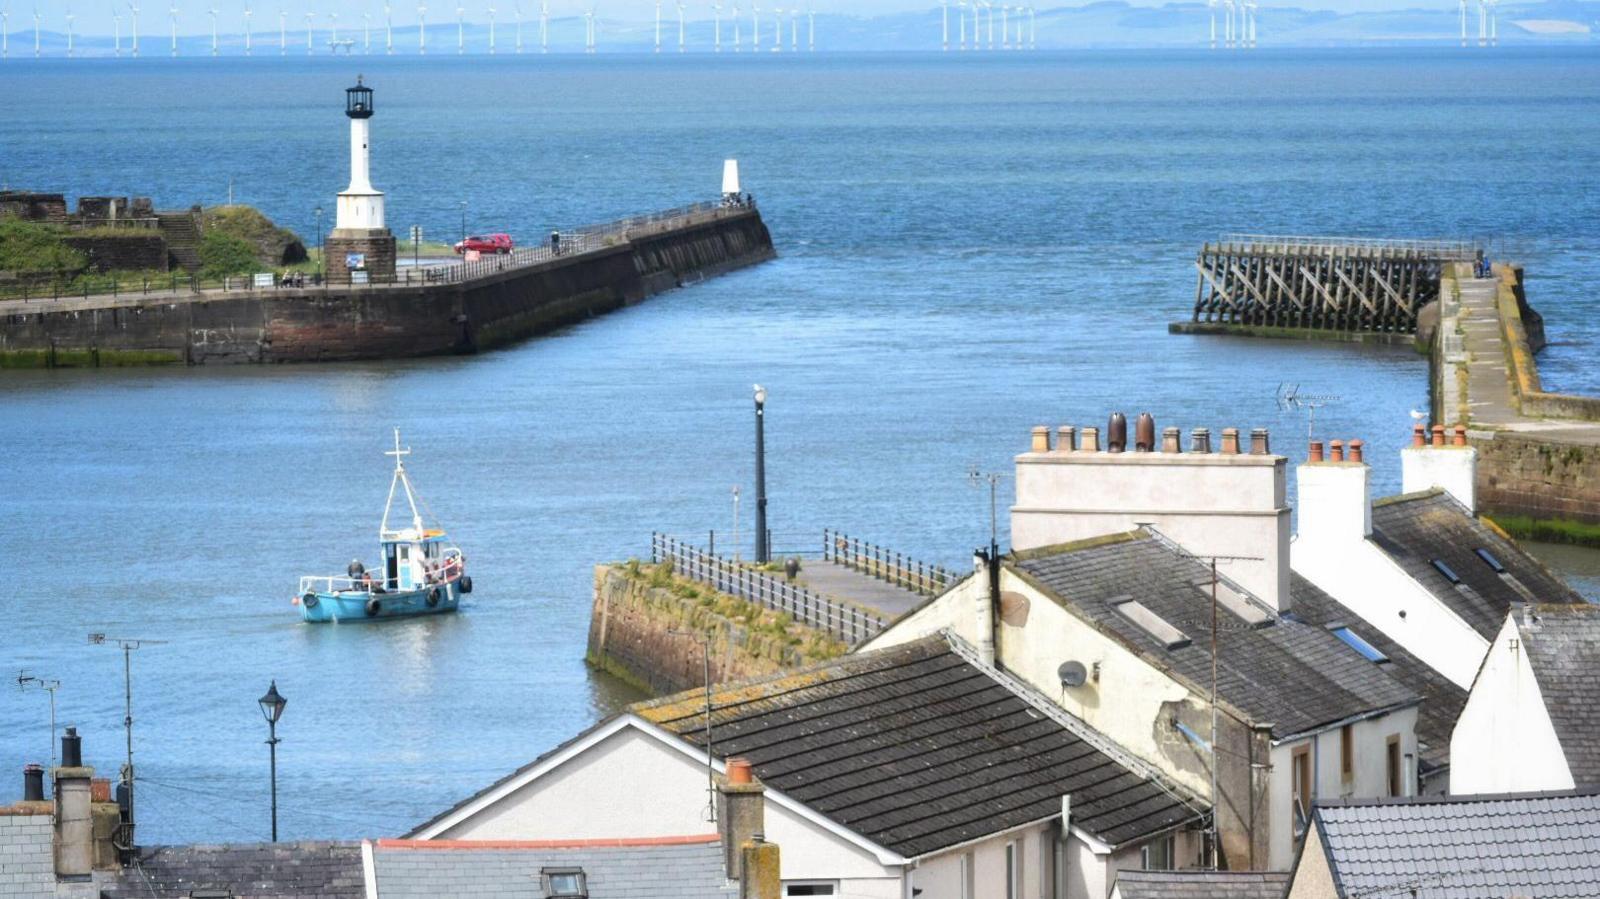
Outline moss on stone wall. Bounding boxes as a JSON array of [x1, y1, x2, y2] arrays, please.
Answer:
[[1486, 514, 1600, 549]]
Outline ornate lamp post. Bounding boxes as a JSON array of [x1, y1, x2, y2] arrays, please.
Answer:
[[258, 681, 287, 842], [313, 206, 325, 280], [753, 384, 768, 563]]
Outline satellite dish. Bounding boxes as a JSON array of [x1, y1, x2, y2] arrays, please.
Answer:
[[1058, 661, 1088, 688]]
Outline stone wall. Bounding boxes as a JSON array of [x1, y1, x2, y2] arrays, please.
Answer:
[[0, 191, 67, 223], [1475, 433, 1599, 526], [587, 563, 845, 697], [0, 810, 54, 898], [63, 234, 170, 273]]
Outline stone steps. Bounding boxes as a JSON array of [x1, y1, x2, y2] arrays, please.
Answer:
[[156, 213, 203, 273]]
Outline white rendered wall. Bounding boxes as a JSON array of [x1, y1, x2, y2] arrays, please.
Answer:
[[1401, 445, 1478, 512], [1449, 615, 1573, 794], [1292, 462, 1489, 689], [1011, 449, 1291, 612]]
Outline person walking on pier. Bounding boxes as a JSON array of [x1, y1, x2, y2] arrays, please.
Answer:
[[550, 230, 561, 256]]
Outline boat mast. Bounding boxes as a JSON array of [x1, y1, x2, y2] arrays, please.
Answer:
[[380, 428, 426, 539]]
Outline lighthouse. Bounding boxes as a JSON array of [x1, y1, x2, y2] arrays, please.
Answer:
[[326, 76, 397, 284]]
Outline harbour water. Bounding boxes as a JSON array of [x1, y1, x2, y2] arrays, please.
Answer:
[[2, 49, 1598, 843]]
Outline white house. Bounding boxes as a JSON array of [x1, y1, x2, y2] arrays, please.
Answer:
[[1449, 603, 1600, 795], [407, 633, 1208, 899]]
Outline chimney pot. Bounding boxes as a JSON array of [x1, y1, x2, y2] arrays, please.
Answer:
[[1349, 439, 1365, 464], [61, 726, 82, 769], [1161, 426, 1182, 453], [1190, 427, 1212, 454], [1431, 424, 1446, 447], [1107, 413, 1128, 453], [1453, 425, 1468, 447], [1220, 428, 1241, 455], [727, 757, 754, 785], [1412, 424, 1426, 447], [1330, 439, 1345, 462], [1030, 426, 1051, 453], [1249, 428, 1270, 455], [1309, 440, 1324, 463], [1135, 413, 1156, 452], [1056, 426, 1076, 453], [1080, 426, 1101, 453], [23, 764, 44, 803]]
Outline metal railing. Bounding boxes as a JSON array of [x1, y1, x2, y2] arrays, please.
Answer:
[[651, 532, 885, 647], [822, 528, 953, 597], [0, 198, 755, 304], [1215, 233, 1481, 259]]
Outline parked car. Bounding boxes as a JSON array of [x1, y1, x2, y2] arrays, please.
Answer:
[[454, 233, 514, 255]]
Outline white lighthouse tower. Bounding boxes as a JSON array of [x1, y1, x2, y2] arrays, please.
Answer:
[[327, 75, 397, 284]]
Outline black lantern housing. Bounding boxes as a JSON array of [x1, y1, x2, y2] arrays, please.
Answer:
[[258, 681, 287, 725], [346, 76, 374, 119]]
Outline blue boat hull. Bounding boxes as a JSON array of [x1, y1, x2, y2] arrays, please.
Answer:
[[299, 581, 462, 623]]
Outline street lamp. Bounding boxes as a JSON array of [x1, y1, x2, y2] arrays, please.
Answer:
[[313, 205, 325, 281], [753, 384, 768, 563], [258, 680, 286, 842], [459, 200, 467, 245]]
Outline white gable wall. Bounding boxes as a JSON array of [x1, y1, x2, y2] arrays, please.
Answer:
[[1449, 615, 1573, 794]]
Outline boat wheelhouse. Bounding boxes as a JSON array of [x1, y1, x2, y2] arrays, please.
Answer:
[[294, 430, 472, 623]]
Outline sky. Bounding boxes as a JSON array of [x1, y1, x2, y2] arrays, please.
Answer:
[[6, 0, 1490, 36]]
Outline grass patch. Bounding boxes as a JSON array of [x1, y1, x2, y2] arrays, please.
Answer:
[[1486, 514, 1600, 549]]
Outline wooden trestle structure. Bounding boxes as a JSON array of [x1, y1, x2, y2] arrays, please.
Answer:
[[1191, 235, 1480, 333]]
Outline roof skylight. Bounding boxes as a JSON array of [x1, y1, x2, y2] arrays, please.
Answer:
[[1328, 624, 1390, 664], [1475, 548, 1506, 573], [1430, 559, 1462, 584], [1114, 599, 1191, 651]]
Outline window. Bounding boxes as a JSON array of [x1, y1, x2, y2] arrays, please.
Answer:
[[1140, 834, 1175, 870], [1475, 547, 1506, 573], [1340, 724, 1354, 784], [960, 851, 975, 899], [783, 884, 837, 896], [541, 867, 587, 899], [1039, 830, 1058, 899], [1329, 625, 1389, 663], [1430, 559, 1461, 584], [1291, 744, 1312, 840], [1005, 840, 1022, 899], [1387, 735, 1403, 797]]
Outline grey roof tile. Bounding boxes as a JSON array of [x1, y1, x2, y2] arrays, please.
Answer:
[[1315, 789, 1600, 897], [1113, 869, 1290, 899], [1369, 490, 1586, 640], [1517, 604, 1600, 787], [99, 841, 364, 899], [373, 839, 738, 898], [633, 634, 1207, 856], [1010, 531, 1418, 738]]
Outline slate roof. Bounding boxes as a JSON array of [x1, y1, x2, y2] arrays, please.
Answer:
[[1009, 530, 1418, 739], [632, 633, 1207, 858], [1288, 575, 1467, 773], [1113, 870, 1290, 899], [99, 841, 364, 899], [1517, 604, 1600, 787], [372, 836, 737, 898], [1313, 789, 1600, 898], [1370, 489, 1585, 640]]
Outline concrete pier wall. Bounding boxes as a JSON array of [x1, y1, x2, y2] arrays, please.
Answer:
[[0, 208, 773, 367]]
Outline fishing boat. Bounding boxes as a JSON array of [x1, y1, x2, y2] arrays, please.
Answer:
[[293, 430, 473, 623]]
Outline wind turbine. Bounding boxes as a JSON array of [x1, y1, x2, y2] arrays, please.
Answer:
[[66, 6, 76, 57], [1223, 0, 1233, 47], [208, 6, 217, 55], [278, 6, 285, 54], [1246, 0, 1256, 46], [713, 2, 720, 51], [487, 6, 495, 53], [1477, 0, 1485, 46], [653, 0, 659, 52], [363, 11, 371, 52], [328, 11, 337, 45], [168, 3, 178, 56], [538, 0, 546, 53], [957, 0, 965, 48], [30, 6, 38, 57], [1, 4, 9, 59], [583, 6, 593, 53], [1000, 4, 1008, 49], [676, 1, 684, 53], [454, 4, 463, 54], [751, 3, 758, 50], [113, 4, 123, 56], [789, 6, 796, 49], [303, 10, 313, 54], [1458, 0, 1466, 45], [1488, 0, 1497, 45], [243, 2, 251, 54], [970, 0, 978, 48], [732, 2, 739, 51], [1028, 3, 1034, 48], [417, 3, 426, 54], [771, 6, 781, 50], [1208, 0, 1216, 47], [807, 3, 812, 50], [941, 0, 948, 50], [512, 0, 520, 51]]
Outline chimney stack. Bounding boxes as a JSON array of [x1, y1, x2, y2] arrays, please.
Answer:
[[718, 759, 766, 882], [739, 834, 781, 899], [24, 764, 44, 803], [1297, 442, 1373, 545], [1402, 423, 1478, 512], [54, 727, 93, 878]]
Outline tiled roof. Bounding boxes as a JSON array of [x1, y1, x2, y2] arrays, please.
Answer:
[[99, 841, 364, 899], [1518, 604, 1600, 786], [633, 634, 1206, 857], [1314, 789, 1600, 898], [373, 836, 737, 898], [1288, 575, 1467, 773], [1113, 869, 1290, 899], [1370, 490, 1585, 640], [1010, 531, 1418, 739]]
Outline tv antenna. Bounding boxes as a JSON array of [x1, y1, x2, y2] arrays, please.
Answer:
[[966, 466, 1011, 558], [88, 634, 167, 856], [15, 670, 63, 767], [669, 628, 718, 825], [1276, 383, 1341, 444]]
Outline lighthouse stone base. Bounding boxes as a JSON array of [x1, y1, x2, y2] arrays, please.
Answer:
[[326, 228, 398, 285]]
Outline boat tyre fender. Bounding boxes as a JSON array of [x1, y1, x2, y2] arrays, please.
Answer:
[[426, 588, 441, 608], [461, 576, 473, 595], [365, 598, 382, 617], [302, 592, 319, 609]]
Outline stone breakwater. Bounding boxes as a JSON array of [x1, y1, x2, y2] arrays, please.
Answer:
[[0, 206, 773, 367]]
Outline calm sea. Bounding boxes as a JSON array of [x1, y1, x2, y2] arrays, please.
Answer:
[[2, 49, 1598, 843]]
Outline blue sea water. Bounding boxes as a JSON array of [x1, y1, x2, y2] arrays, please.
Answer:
[[1, 49, 1598, 844]]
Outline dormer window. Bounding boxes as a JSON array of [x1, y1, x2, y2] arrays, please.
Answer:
[[541, 868, 587, 898]]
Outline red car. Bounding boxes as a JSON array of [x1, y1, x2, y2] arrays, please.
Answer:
[[454, 233, 514, 255]]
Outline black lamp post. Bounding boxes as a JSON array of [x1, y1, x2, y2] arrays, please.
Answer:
[[258, 681, 286, 842], [459, 200, 467, 245], [753, 384, 768, 563], [313, 206, 325, 280]]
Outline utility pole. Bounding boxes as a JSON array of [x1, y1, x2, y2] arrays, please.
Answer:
[[88, 634, 166, 858], [753, 385, 769, 563]]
